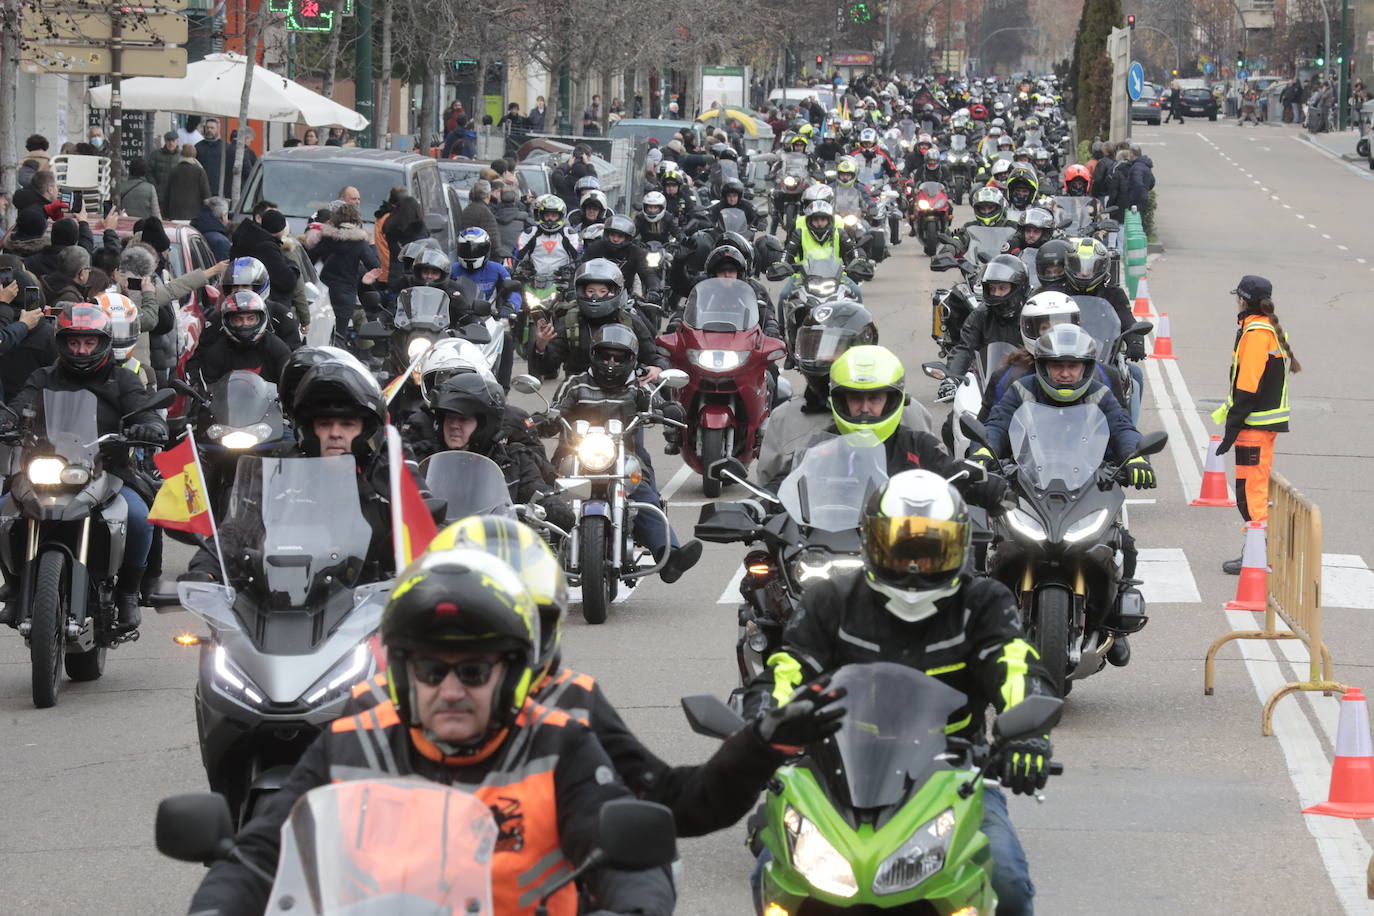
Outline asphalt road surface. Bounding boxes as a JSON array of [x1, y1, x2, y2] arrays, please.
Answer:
[[4, 117, 1374, 914]]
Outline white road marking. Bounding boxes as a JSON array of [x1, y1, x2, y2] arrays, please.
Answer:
[[1124, 498, 1157, 504], [1136, 548, 1200, 603], [1261, 186, 1269, 192], [1338, 244, 1349, 251], [1283, 204, 1292, 209], [1321, 554, 1374, 609], [1296, 214, 1306, 219], [660, 463, 693, 501], [1358, 258, 1368, 264], [717, 562, 746, 604]]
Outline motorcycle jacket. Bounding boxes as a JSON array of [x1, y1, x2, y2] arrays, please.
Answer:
[[528, 306, 666, 381], [757, 396, 934, 485], [187, 698, 676, 916], [984, 375, 1139, 460], [947, 303, 1023, 379], [748, 571, 1053, 741], [832, 183, 872, 219], [783, 225, 857, 268], [515, 226, 581, 279], [452, 260, 522, 318], [850, 147, 897, 181], [185, 333, 292, 386], [635, 211, 681, 246], [580, 238, 663, 297]]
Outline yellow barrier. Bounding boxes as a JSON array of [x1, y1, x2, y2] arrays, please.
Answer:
[[1204, 471, 1347, 735]]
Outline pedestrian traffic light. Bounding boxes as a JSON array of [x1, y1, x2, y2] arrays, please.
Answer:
[[1126, 14, 1135, 29], [816, 54, 824, 66], [849, 1, 872, 23], [1316, 53, 1325, 67]]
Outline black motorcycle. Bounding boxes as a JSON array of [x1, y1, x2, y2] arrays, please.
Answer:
[[191, 370, 290, 518]]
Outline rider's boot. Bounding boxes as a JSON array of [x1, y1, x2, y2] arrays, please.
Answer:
[[115, 565, 145, 631], [659, 540, 703, 584]]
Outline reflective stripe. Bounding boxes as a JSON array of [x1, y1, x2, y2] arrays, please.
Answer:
[[925, 661, 967, 677], [998, 639, 1038, 709], [1215, 320, 1291, 426], [768, 651, 804, 705], [838, 627, 881, 652], [352, 717, 381, 771], [366, 708, 399, 773], [519, 862, 574, 908], [519, 848, 567, 886], [330, 763, 385, 782], [943, 713, 972, 735], [926, 630, 968, 653]]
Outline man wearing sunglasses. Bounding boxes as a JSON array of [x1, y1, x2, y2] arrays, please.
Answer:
[[189, 548, 675, 916]]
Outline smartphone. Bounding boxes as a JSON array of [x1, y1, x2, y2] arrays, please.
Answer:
[[59, 189, 83, 212], [22, 286, 42, 309], [127, 277, 144, 291]]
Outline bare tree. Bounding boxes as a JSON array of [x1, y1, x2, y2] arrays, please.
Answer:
[[377, 0, 394, 145], [229, 0, 270, 207], [0, 0, 20, 194]]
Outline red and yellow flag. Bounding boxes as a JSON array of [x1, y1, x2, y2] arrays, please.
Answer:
[[149, 437, 214, 536], [387, 425, 438, 569]]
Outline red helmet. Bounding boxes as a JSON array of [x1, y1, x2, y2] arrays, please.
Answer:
[[55, 303, 114, 376], [969, 103, 988, 120], [1063, 164, 1093, 193]]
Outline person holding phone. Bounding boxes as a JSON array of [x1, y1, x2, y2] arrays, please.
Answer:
[[0, 274, 47, 350]]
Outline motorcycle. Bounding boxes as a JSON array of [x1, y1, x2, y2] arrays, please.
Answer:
[[361, 287, 492, 415], [656, 278, 786, 498], [0, 387, 173, 707], [770, 152, 812, 235], [913, 180, 954, 255], [695, 433, 887, 706], [682, 664, 1063, 914], [166, 456, 390, 826], [768, 255, 870, 355], [964, 410, 1165, 695], [928, 281, 978, 358], [1073, 294, 1152, 424], [511, 369, 689, 626], [420, 450, 515, 526], [190, 370, 290, 519], [945, 134, 975, 204]]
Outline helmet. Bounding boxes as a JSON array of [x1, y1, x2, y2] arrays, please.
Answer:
[[431, 371, 505, 453], [399, 238, 442, 273], [861, 470, 969, 622], [226, 256, 270, 297], [411, 246, 452, 288], [1019, 290, 1080, 350], [292, 357, 385, 460], [992, 100, 1006, 115], [430, 516, 568, 680], [969, 103, 988, 120], [802, 183, 835, 205], [988, 159, 1014, 186], [1025, 117, 1040, 129], [859, 127, 878, 150], [917, 134, 934, 152], [716, 144, 739, 162], [55, 302, 114, 377], [705, 244, 749, 278], [1006, 166, 1039, 208], [721, 177, 745, 202], [589, 323, 639, 388], [1065, 238, 1111, 293], [535, 194, 567, 231], [659, 165, 684, 189], [980, 254, 1030, 318], [795, 301, 878, 379], [220, 290, 271, 345], [574, 175, 601, 199], [789, 134, 808, 151], [579, 190, 608, 220], [93, 292, 140, 360], [1035, 239, 1072, 288], [418, 337, 495, 402], [986, 126, 1003, 139], [456, 227, 492, 271], [1063, 163, 1093, 195], [835, 157, 858, 184], [923, 103, 935, 113], [381, 548, 540, 744], [279, 345, 368, 421], [603, 214, 637, 255], [720, 230, 755, 273], [829, 345, 906, 443], [574, 258, 627, 322], [641, 191, 667, 223], [997, 134, 1014, 150], [1031, 323, 1098, 403], [923, 149, 942, 170], [1019, 206, 1055, 242], [798, 122, 816, 138], [1012, 148, 1033, 164], [970, 186, 1007, 226], [804, 199, 834, 242]]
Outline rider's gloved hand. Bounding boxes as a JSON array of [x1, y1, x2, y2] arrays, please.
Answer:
[[1126, 336, 1147, 361], [1124, 456, 1155, 489], [968, 446, 997, 470], [756, 675, 848, 752], [126, 423, 164, 445], [937, 378, 959, 400], [965, 474, 1011, 512], [1000, 734, 1053, 795]]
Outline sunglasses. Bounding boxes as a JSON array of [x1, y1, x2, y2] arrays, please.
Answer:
[[410, 657, 497, 687]]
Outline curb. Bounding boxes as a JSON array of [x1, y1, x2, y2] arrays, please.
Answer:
[[1147, 242, 1165, 254], [1299, 131, 1364, 162]]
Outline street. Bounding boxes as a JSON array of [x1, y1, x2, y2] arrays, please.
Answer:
[[5, 118, 1374, 914]]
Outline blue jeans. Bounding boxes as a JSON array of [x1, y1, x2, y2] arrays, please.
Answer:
[[120, 486, 154, 568], [1127, 362, 1144, 425], [630, 430, 679, 556]]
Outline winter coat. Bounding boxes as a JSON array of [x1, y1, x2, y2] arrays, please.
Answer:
[[230, 219, 298, 304], [163, 160, 211, 220], [460, 200, 501, 242], [115, 177, 162, 220], [1124, 156, 1155, 211], [492, 201, 534, 257], [190, 209, 232, 261], [311, 223, 379, 309], [148, 147, 182, 201]]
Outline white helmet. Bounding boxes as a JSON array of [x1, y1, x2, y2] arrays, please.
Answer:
[[418, 338, 496, 402], [1019, 290, 1080, 351]]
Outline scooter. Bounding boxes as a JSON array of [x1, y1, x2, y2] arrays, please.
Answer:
[[656, 278, 786, 498]]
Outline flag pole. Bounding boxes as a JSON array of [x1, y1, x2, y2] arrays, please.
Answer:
[[386, 425, 405, 572], [185, 429, 230, 586]]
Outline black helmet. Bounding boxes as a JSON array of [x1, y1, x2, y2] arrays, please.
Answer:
[[380, 548, 540, 743], [1065, 238, 1111, 293], [431, 372, 505, 454], [979, 254, 1029, 318], [278, 345, 364, 421], [860, 469, 970, 622], [399, 238, 442, 273], [603, 214, 637, 256], [292, 357, 386, 461], [220, 290, 270, 345], [574, 258, 627, 322], [794, 300, 879, 380], [413, 247, 452, 288], [589, 323, 639, 388], [704, 244, 749, 277], [1035, 238, 1072, 289], [54, 303, 114, 377], [721, 177, 745, 202]]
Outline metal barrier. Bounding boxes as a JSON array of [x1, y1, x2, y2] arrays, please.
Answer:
[[1204, 472, 1347, 735]]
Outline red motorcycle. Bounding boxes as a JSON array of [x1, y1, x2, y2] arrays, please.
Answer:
[[913, 180, 954, 256], [657, 278, 785, 497]]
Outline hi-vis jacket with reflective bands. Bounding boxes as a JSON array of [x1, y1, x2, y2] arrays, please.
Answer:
[[1211, 313, 1291, 433], [746, 571, 1055, 740], [187, 694, 674, 916]]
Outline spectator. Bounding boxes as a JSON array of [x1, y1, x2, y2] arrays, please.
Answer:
[[338, 185, 362, 209], [1123, 145, 1154, 213], [0, 192, 12, 236], [440, 115, 477, 159], [113, 242, 171, 368], [499, 103, 524, 132], [312, 202, 380, 338], [1288, 79, 1305, 125], [382, 194, 429, 285], [148, 131, 182, 205], [569, 144, 597, 183], [1353, 81, 1369, 136], [590, 94, 602, 124], [492, 185, 533, 259], [164, 144, 211, 220], [13, 168, 57, 214], [667, 100, 681, 119], [191, 196, 233, 261], [42, 245, 92, 306], [87, 126, 108, 154], [115, 158, 162, 220], [460, 180, 501, 241], [123, 231, 227, 384], [23, 134, 52, 172], [581, 109, 602, 136], [0, 255, 57, 399], [302, 128, 320, 146], [24, 216, 82, 280], [177, 115, 204, 148], [3, 207, 49, 262], [195, 118, 228, 197], [444, 100, 465, 135], [326, 128, 349, 147], [527, 96, 547, 132], [230, 207, 298, 304], [223, 128, 259, 196], [373, 186, 409, 280], [283, 138, 302, 148]]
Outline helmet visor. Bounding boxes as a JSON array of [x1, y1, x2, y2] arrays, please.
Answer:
[[862, 516, 968, 588], [1021, 309, 1077, 345], [795, 326, 858, 368]]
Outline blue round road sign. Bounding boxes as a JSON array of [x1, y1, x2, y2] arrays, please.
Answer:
[[1203, 61, 1214, 75], [1127, 62, 1145, 101]]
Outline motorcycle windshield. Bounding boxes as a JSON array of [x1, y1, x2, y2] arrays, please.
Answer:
[[222, 457, 372, 606], [208, 370, 282, 430], [717, 160, 740, 184], [823, 664, 966, 810], [782, 152, 810, 178], [421, 452, 514, 523], [395, 287, 451, 333], [1071, 296, 1121, 363], [949, 134, 967, 152], [1053, 197, 1094, 235], [38, 389, 100, 466], [1009, 402, 1110, 492], [802, 256, 843, 281], [794, 324, 860, 365], [270, 780, 497, 916], [979, 340, 1019, 382], [683, 278, 759, 332], [778, 432, 888, 532], [918, 181, 945, 197], [718, 208, 749, 236], [964, 226, 1016, 264]]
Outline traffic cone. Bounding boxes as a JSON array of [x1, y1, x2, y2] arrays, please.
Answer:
[[1190, 435, 1237, 507], [1149, 312, 1177, 359], [1304, 688, 1374, 818], [1133, 276, 1153, 318], [1224, 522, 1268, 611]]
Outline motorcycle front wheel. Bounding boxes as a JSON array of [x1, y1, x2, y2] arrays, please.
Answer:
[[700, 427, 727, 498], [578, 517, 615, 625], [1032, 585, 1072, 697], [30, 550, 68, 708]]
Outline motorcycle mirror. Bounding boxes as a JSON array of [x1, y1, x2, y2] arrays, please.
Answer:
[[930, 254, 957, 272], [845, 258, 875, 282], [470, 298, 493, 319], [957, 458, 988, 483], [510, 375, 543, 396], [1056, 210, 1073, 229], [657, 368, 689, 390], [558, 478, 593, 500], [358, 319, 391, 342], [155, 793, 234, 864], [168, 377, 207, 404], [124, 388, 176, 420], [598, 799, 678, 870], [959, 414, 992, 449], [424, 497, 449, 525], [765, 348, 786, 363], [1129, 430, 1169, 460], [681, 693, 747, 739], [765, 262, 793, 282], [498, 278, 523, 298], [992, 694, 1063, 743], [1127, 320, 1154, 337], [921, 361, 949, 381], [707, 456, 750, 483]]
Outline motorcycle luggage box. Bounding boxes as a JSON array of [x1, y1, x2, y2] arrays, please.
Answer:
[[695, 502, 759, 543]]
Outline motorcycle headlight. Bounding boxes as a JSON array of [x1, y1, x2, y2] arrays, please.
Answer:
[[783, 176, 799, 188], [872, 807, 956, 895], [689, 348, 746, 372], [1063, 507, 1111, 543], [790, 548, 865, 584], [303, 643, 375, 705], [577, 432, 617, 473], [842, 214, 860, 227], [918, 200, 932, 210], [28, 457, 66, 486], [645, 251, 663, 268], [804, 278, 838, 297], [213, 645, 265, 706], [523, 291, 546, 309], [1006, 507, 1047, 542], [785, 805, 858, 898], [408, 336, 434, 360], [209, 422, 275, 450], [60, 466, 90, 485]]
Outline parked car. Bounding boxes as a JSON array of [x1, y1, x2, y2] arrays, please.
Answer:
[[1131, 85, 1162, 125], [1178, 87, 1219, 120]]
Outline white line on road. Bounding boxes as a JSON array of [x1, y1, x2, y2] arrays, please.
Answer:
[[1283, 204, 1292, 209], [1124, 498, 1157, 504], [1296, 214, 1306, 219], [1338, 244, 1348, 251], [1321, 232, 1330, 238], [717, 562, 745, 604], [1136, 548, 1201, 603], [661, 463, 693, 501], [1321, 554, 1374, 609], [1359, 258, 1368, 264]]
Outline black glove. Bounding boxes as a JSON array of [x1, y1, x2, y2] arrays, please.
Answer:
[[1215, 426, 1240, 455], [1126, 335, 1147, 361], [964, 474, 1011, 512], [936, 378, 959, 400], [755, 675, 848, 750], [126, 423, 164, 445], [1123, 456, 1155, 489], [999, 734, 1053, 795]]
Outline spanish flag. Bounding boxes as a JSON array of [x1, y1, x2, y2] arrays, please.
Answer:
[[386, 425, 438, 569], [149, 435, 215, 536]]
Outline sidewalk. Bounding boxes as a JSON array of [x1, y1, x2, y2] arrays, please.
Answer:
[[1300, 127, 1366, 162]]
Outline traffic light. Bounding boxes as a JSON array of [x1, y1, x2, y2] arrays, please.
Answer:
[[1126, 14, 1135, 29], [1236, 50, 1245, 69], [849, 1, 872, 23]]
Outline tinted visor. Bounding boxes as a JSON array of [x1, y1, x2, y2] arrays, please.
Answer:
[[795, 326, 859, 367], [862, 516, 968, 588]]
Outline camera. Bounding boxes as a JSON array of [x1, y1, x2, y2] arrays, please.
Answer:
[[127, 277, 144, 291]]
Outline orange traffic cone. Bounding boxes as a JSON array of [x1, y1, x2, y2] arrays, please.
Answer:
[[1191, 435, 1237, 507], [1133, 276, 1153, 318], [1224, 522, 1268, 611], [1150, 312, 1177, 359], [1304, 687, 1374, 818]]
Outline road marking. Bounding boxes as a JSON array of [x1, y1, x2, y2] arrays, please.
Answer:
[[1136, 548, 1200, 603], [717, 562, 746, 604], [1296, 213, 1306, 219], [1283, 204, 1292, 209], [1261, 186, 1269, 192], [1321, 554, 1374, 609], [1124, 498, 1156, 504], [1358, 257, 1368, 264], [661, 463, 693, 501], [1338, 244, 1348, 251]]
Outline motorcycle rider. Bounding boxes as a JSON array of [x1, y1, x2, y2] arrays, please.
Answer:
[[1005, 206, 1057, 257], [581, 214, 663, 304], [708, 177, 763, 230], [528, 258, 666, 381], [451, 227, 522, 319], [942, 185, 1010, 260], [635, 190, 680, 245], [547, 324, 702, 582], [568, 189, 610, 231], [1004, 165, 1040, 216], [849, 127, 897, 181], [939, 254, 1029, 399], [747, 469, 1056, 916], [186, 290, 292, 385], [1064, 238, 1146, 418], [93, 292, 154, 392], [1062, 163, 1096, 199], [920, 147, 952, 186], [659, 164, 704, 233], [979, 290, 1082, 420], [514, 195, 581, 284], [677, 240, 781, 340], [831, 157, 872, 217], [188, 546, 675, 916], [783, 198, 859, 281], [6, 303, 166, 631], [1032, 238, 1072, 293]]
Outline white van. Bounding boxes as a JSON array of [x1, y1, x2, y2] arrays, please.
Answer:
[[768, 86, 838, 111]]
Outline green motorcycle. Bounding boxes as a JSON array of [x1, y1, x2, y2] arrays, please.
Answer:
[[683, 663, 1062, 915]]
